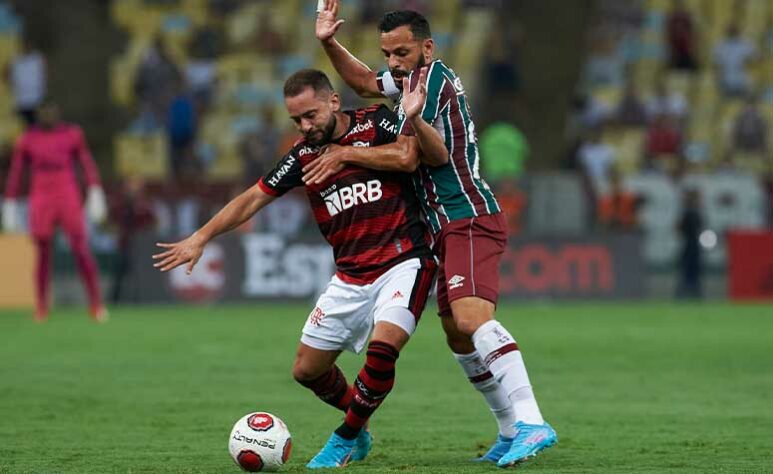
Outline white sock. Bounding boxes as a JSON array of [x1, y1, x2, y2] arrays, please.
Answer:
[[472, 320, 545, 425], [454, 351, 517, 438]]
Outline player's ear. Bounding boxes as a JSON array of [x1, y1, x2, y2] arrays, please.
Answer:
[[422, 38, 434, 63], [329, 91, 341, 112]]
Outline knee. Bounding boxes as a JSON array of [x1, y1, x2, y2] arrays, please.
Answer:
[[291, 359, 323, 384], [453, 316, 486, 338], [446, 333, 475, 354], [291, 361, 311, 383], [443, 321, 476, 353]]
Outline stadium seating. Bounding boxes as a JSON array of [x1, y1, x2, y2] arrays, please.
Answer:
[[107, 0, 472, 183], [579, 0, 772, 267]]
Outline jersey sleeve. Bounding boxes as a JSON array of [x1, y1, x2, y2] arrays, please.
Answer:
[[257, 150, 304, 197], [4, 135, 29, 198], [73, 127, 101, 187], [372, 104, 399, 145], [376, 69, 402, 101], [419, 62, 449, 124], [397, 62, 450, 138]]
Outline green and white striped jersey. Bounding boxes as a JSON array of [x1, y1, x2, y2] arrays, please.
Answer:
[[377, 60, 500, 233]]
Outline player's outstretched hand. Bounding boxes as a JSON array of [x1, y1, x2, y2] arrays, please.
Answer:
[[316, 0, 345, 42], [401, 67, 428, 120], [152, 233, 206, 274], [302, 144, 346, 185]]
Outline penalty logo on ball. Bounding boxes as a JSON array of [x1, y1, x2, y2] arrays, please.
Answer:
[[247, 413, 275, 432]]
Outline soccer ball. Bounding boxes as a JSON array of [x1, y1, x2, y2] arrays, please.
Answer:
[[228, 412, 292, 472]]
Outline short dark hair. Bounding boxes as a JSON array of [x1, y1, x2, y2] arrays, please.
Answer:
[[283, 69, 334, 98], [378, 10, 432, 40]]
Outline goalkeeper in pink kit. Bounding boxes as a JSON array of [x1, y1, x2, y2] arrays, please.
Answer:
[[2, 98, 108, 322]]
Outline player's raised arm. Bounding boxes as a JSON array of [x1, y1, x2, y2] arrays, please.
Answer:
[[152, 183, 275, 274], [400, 68, 449, 167], [316, 0, 382, 98]]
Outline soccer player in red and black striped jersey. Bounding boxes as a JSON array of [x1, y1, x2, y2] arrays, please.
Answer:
[[152, 69, 436, 469], [312, 1, 556, 466]]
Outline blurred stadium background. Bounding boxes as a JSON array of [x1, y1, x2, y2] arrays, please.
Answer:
[[1, 0, 773, 305], [1, 1, 773, 472]]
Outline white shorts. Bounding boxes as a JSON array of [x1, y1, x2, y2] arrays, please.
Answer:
[[301, 257, 436, 354]]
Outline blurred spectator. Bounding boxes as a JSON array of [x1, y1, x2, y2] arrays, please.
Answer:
[[597, 0, 644, 30], [361, 0, 387, 24], [713, 24, 757, 97], [644, 114, 682, 167], [134, 36, 181, 121], [666, 0, 698, 71], [110, 176, 156, 303], [185, 56, 216, 110], [569, 92, 611, 134], [6, 38, 46, 126], [732, 96, 768, 155], [167, 80, 199, 180], [253, 11, 286, 56], [676, 188, 704, 299], [209, 0, 244, 18], [189, 24, 223, 58], [584, 31, 625, 87], [484, 18, 522, 99], [614, 78, 647, 127], [241, 105, 279, 186], [185, 27, 221, 110], [578, 127, 615, 193], [479, 122, 528, 183], [645, 77, 688, 123], [597, 168, 639, 231]]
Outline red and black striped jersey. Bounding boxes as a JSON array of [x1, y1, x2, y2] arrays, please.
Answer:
[[258, 104, 431, 285]]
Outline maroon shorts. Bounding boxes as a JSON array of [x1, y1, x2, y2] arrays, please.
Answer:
[[435, 212, 508, 316], [29, 194, 86, 241]]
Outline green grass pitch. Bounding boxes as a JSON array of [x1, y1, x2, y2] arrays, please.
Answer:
[[1, 303, 772, 473]]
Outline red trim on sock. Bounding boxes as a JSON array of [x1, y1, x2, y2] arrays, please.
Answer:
[[483, 343, 519, 366]]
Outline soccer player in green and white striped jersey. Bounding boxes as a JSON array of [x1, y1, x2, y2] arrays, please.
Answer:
[[306, 2, 557, 467]]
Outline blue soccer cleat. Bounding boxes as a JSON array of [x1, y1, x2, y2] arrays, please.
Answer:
[[474, 434, 514, 463], [350, 428, 373, 462], [306, 432, 356, 469], [497, 421, 557, 468]]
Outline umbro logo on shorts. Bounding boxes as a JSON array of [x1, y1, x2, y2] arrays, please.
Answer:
[[448, 275, 465, 289], [308, 307, 325, 326]]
